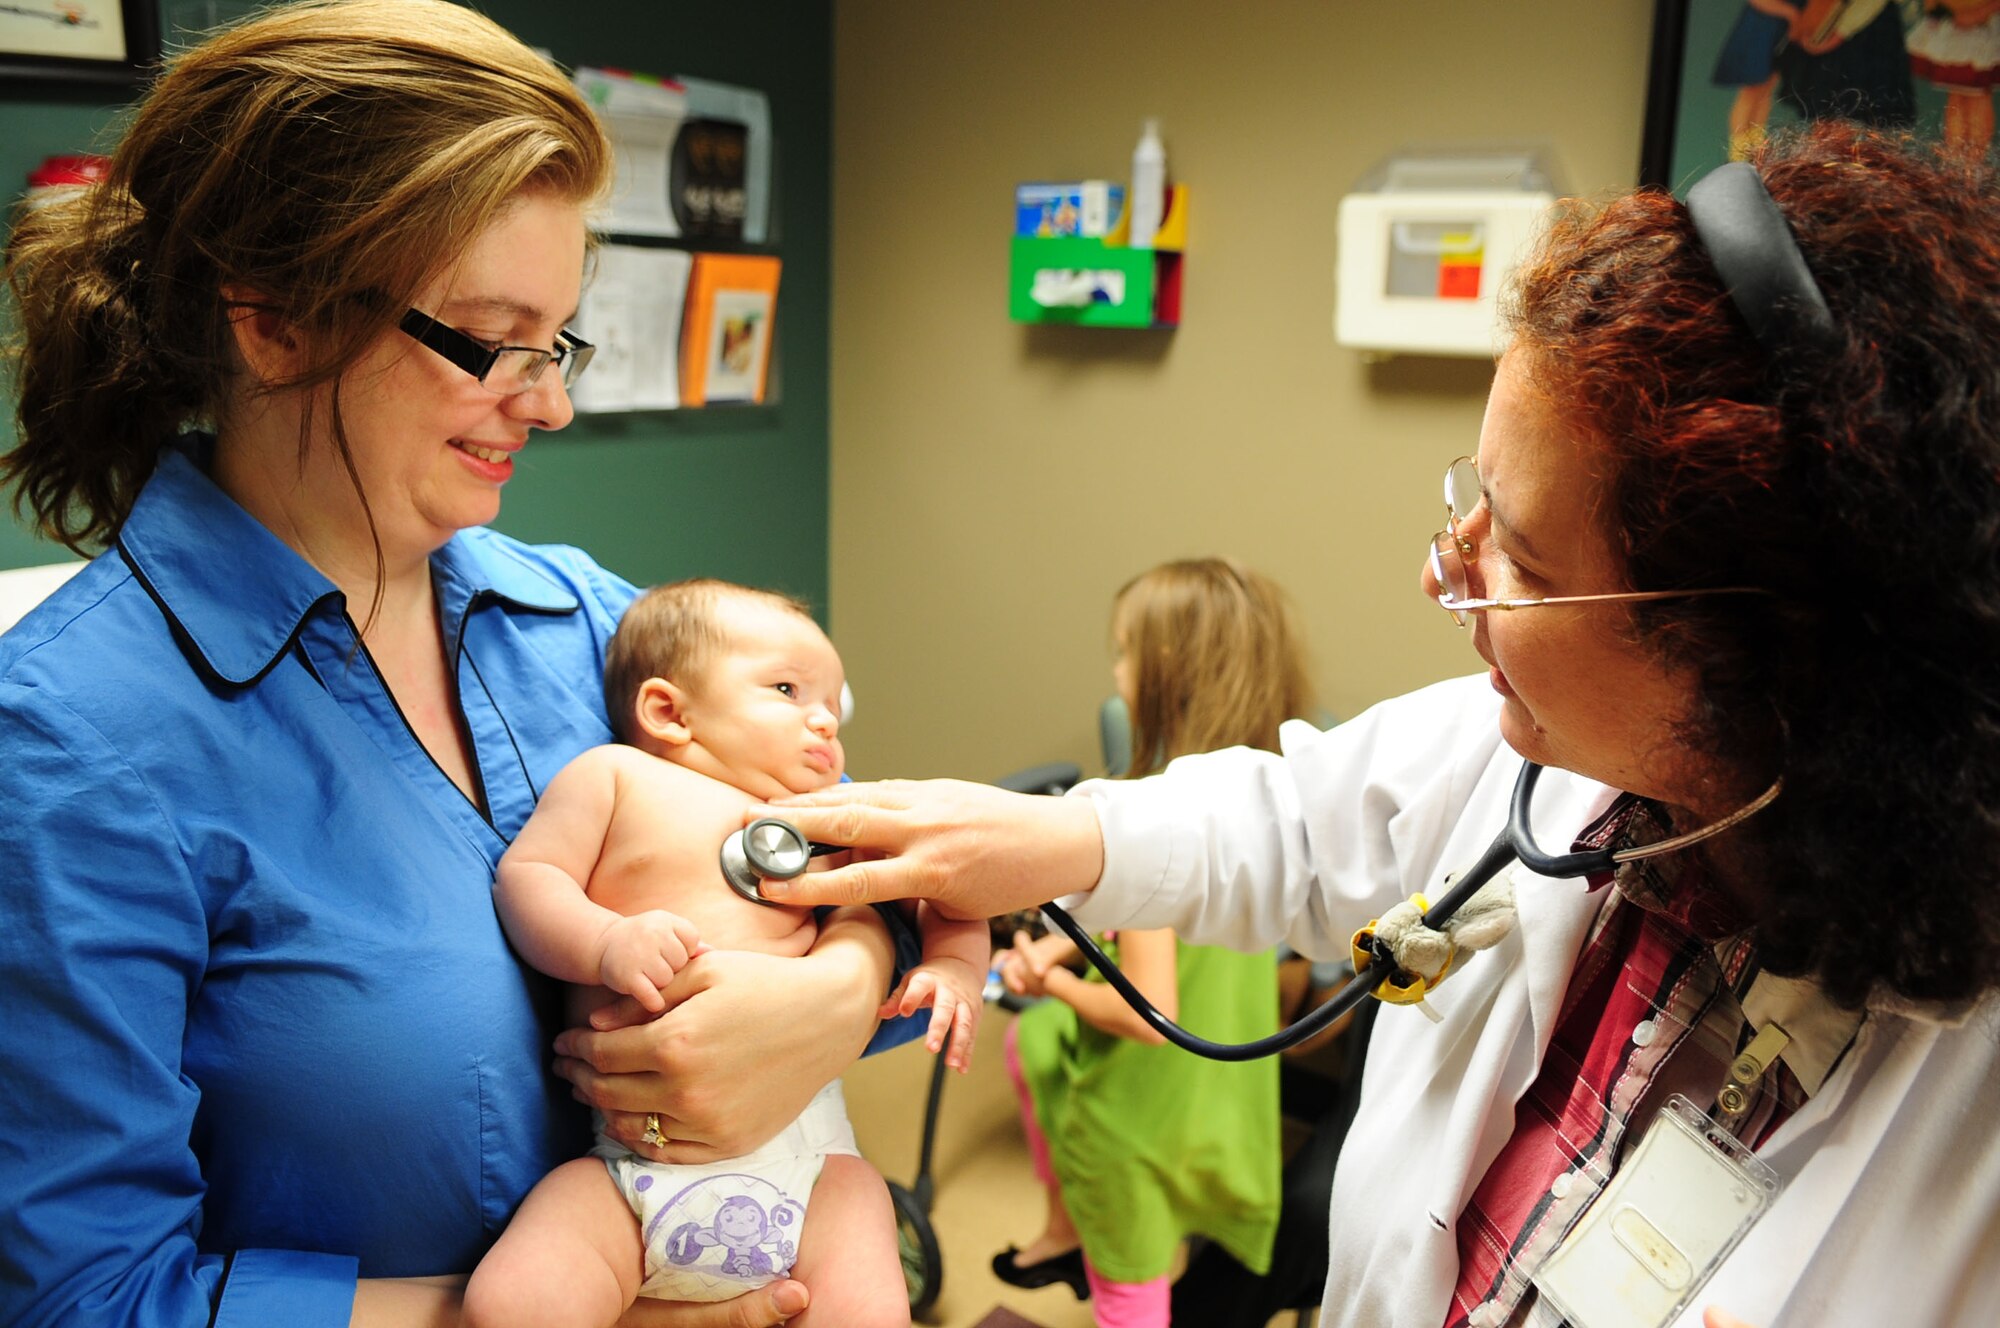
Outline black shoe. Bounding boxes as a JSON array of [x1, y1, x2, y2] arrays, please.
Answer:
[[990, 1245, 1091, 1299]]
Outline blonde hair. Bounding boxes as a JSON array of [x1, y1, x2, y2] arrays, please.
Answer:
[[604, 579, 818, 744], [1113, 558, 1313, 778], [3, 0, 611, 553]]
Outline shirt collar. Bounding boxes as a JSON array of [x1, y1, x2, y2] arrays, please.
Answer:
[[118, 437, 578, 687], [1575, 792, 1984, 1109], [1578, 791, 1981, 1026], [1576, 794, 1753, 941], [429, 527, 581, 640]]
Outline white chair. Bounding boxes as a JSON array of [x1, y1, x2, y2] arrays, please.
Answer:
[[0, 560, 87, 634]]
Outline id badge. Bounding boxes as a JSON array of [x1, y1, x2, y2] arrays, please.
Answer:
[[1533, 1095, 1781, 1328]]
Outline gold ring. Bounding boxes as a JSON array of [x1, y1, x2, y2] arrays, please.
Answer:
[[641, 1112, 665, 1147]]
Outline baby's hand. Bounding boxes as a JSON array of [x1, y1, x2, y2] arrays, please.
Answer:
[[598, 910, 706, 1013], [878, 957, 984, 1072]]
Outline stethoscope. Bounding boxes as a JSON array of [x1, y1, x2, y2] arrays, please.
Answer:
[[718, 761, 1779, 1062]]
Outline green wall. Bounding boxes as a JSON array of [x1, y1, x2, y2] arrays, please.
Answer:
[[0, 1, 834, 612]]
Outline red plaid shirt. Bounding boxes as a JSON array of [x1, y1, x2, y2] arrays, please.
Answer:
[[1443, 797, 1818, 1328]]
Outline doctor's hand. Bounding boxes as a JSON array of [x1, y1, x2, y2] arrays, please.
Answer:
[[749, 778, 1105, 920], [552, 911, 892, 1164]]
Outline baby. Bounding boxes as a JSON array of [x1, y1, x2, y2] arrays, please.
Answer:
[[463, 579, 987, 1327]]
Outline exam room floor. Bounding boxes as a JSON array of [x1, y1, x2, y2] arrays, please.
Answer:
[[840, 1006, 1319, 1328]]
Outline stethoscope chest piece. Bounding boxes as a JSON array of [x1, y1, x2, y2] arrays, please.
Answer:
[[719, 816, 815, 905]]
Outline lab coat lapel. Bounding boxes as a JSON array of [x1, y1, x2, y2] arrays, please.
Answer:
[[1422, 774, 1612, 1222], [1399, 762, 1611, 1229], [1412, 862, 1601, 1227], [1511, 863, 1604, 1066], [1513, 766, 1619, 1056]]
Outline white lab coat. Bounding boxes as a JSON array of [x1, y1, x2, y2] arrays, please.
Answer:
[[1065, 674, 2000, 1328]]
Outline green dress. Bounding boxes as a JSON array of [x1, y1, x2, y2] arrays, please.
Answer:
[[1015, 934, 1282, 1283]]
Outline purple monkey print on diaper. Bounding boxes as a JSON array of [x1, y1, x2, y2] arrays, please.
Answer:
[[644, 1172, 805, 1292]]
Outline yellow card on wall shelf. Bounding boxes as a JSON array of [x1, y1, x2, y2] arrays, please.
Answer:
[[681, 253, 782, 406]]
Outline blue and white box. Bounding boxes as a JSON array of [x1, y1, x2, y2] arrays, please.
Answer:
[[1015, 180, 1125, 239]]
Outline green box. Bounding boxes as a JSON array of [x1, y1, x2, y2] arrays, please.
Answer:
[[1008, 236, 1159, 327]]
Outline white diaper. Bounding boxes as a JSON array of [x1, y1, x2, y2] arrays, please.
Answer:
[[594, 1081, 859, 1302]]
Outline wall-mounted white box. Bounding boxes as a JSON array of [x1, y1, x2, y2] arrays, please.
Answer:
[[1335, 151, 1560, 359]]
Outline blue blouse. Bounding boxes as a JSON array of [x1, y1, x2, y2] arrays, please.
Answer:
[[0, 441, 915, 1326]]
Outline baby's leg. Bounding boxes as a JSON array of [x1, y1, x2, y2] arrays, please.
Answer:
[[788, 1153, 909, 1328], [462, 1157, 642, 1328]]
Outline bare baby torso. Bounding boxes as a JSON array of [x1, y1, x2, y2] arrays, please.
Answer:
[[570, 746, 818, 1023]]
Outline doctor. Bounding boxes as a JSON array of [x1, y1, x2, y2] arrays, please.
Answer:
[[761, 121, 2000, 1328]]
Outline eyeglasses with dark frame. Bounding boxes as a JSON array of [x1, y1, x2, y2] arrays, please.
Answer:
[[399, 307, 594, 396], [1427, 455, 1767, 627]]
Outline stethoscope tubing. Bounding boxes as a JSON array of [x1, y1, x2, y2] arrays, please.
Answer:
[[728, 762, 1630, 1062], [1039, 820, 1523, 1061], [1043, 755, 1781, 1058]]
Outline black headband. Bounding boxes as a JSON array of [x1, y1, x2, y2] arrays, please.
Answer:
[[1685, 161, 1836, 353]]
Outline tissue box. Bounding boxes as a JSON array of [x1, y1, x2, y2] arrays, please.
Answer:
[[1015, 181, 1125, 239], [1008, 236, 1157, 327]]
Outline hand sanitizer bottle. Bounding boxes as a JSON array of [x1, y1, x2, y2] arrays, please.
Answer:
[[1127, 118, 1165, 251]]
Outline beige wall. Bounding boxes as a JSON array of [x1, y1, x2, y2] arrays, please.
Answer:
[[830, 0, 1656, 782]]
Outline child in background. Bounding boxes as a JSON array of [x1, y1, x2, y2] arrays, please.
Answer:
[[991, 557, 1307, 1324], [463, 579, 988, 1328]]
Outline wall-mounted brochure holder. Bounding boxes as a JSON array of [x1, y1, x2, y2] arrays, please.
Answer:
[[570, 66, 781, 413], [1334, 149, 1558, 358], [571, 244, 695, 412], [681, 253, 781, 407], [576, 67, 771, 243], [1009, 184, 1186, 328]]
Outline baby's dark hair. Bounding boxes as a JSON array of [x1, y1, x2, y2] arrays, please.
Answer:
[[603, 579, 816, 744]]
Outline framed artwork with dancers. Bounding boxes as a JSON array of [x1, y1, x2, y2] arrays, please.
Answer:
[[1642, 1, 1993, 191]]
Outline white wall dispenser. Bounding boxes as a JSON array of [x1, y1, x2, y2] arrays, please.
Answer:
[[1335, 148, 1561, 358]]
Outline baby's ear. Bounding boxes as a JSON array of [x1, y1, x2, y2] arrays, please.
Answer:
[[633, 677, 694, 749]]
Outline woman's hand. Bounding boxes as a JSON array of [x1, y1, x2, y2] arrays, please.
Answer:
[[619, 1282, 809, 1327], [1701, 1309, 1756, 1328], [551, 912, 891, 1164], [750, 778, 1105, 920], [347, 1271, 814, 1327]]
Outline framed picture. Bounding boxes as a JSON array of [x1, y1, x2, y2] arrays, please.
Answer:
[[1642, 1, 1979, 193], [0, 0, 161, 91]]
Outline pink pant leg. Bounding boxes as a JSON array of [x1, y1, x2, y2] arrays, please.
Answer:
[[1009, 1020, 1171, 1325], [1082, 1258, 1171, 1328], [1004, 1017, 1057, 1187]]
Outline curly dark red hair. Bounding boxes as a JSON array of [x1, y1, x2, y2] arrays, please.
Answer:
[[1507, 120, 2000, 1008]]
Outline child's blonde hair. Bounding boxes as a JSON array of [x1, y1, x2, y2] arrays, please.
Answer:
[[604, 578, 818, 744], [1113, 558, 1312, 778]]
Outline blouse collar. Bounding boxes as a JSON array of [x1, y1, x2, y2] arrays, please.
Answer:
[[118, 436, 577, 687]]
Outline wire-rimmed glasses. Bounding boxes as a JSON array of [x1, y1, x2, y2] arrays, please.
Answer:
[[1428, 455, 1766, 627], [399, 307, 595, 395]]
